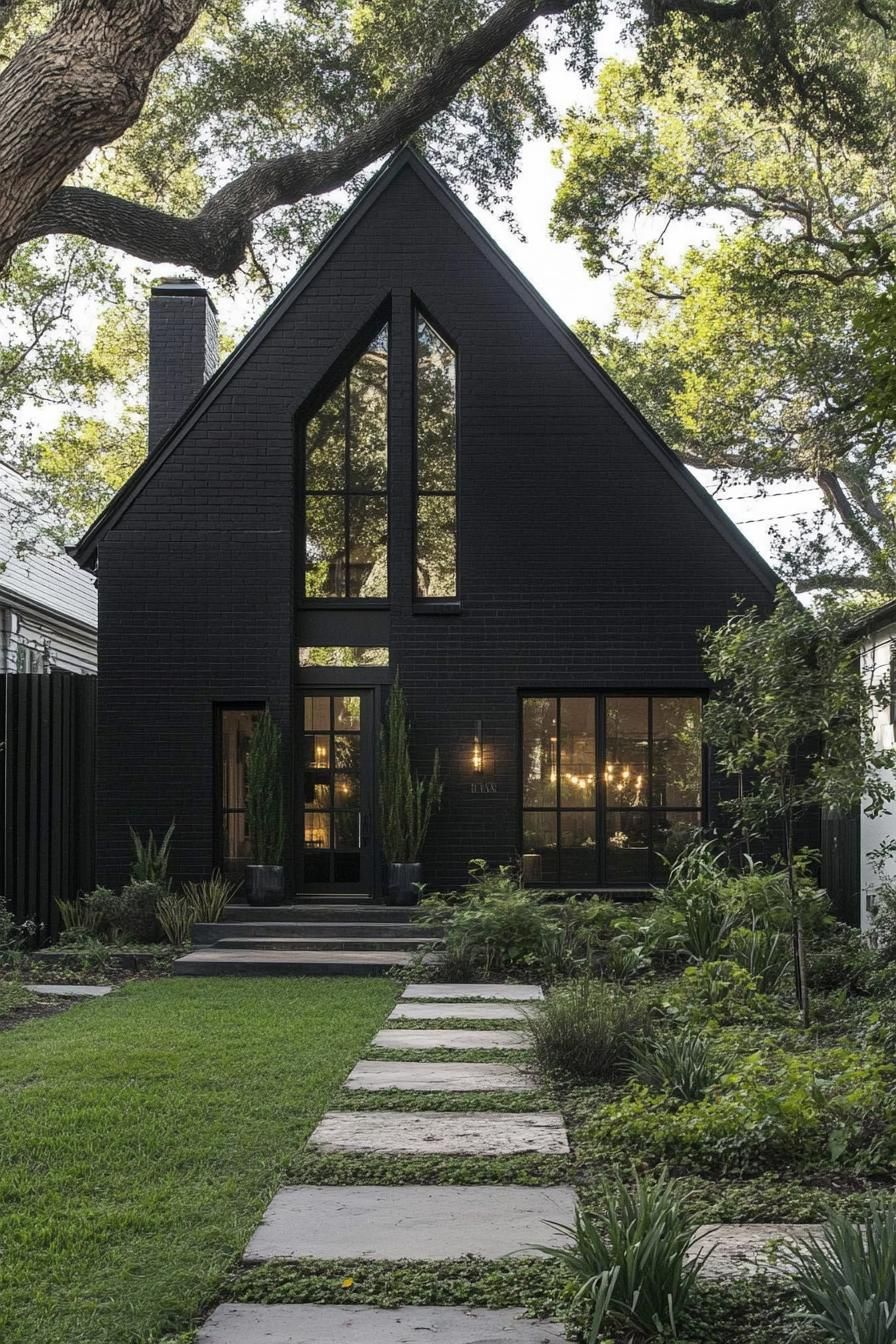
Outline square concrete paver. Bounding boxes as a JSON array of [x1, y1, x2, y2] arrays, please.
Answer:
[[373, 1028, 529, 1051], [693, 1223, 824, 1278], [345, 1060, 536, 1092], [25, 984, 112, 998], [243, 1184, 577, 1261], [403, 983, 543, 1001], [309, 1110, 569, 1156], [197, 1304, 567, 1343], [389, 1002, 527, 1021]]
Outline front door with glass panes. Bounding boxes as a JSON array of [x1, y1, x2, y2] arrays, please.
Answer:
[[302, 692, 374, 892]]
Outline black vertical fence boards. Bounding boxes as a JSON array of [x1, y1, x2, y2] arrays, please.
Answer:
[[820, 808, 861, 926], [0, 672, 96, 941]]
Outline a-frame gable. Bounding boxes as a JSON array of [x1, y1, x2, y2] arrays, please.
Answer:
[[73, 146, 778, 595]]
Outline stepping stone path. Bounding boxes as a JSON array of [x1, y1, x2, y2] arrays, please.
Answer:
[[372, 1027, 529, 1051], [694, 1223, 823, 1278], [345, 1059, 535, 1091], [309, 1109, 569, 1156], [203, 979, 822, 1343], [243, 1184, 577, 1261], [199, 983, 571, 1343], [388, 1001, 527, 1020], [26, 984, 113, 998], [197, 1304, 568, 1343]]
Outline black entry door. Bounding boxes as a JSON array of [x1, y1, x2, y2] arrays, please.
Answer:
[[301, 691, 373, 892]]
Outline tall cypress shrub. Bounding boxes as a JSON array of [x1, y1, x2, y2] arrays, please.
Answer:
[[379, 676, 442, 863], [246, 709, 285, 865]]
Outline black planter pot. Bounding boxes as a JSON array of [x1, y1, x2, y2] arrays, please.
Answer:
[[246, 864, 285, 906], [386, 861, 423, 906]]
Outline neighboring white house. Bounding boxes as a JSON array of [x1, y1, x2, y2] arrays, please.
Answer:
[[852, 599, 896, 932], [0, 463, 97, 674]]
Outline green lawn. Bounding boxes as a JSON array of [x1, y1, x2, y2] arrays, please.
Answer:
[[0, 976, 395, 1344]]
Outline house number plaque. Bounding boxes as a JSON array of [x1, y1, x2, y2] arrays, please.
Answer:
[[470, 782, 497, 795]]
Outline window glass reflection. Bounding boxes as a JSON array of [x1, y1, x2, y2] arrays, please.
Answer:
[[653, 697, 702, 808], [560, 698, 595, 807], [605, 697, 649, 807], [304, 325, 388, 599], [416, 316, 457, 598], [416, 493, 456, 599], [522, 698, 557, 807], [520, 695, 703, 887]]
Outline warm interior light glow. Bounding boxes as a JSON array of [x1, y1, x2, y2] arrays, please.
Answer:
[[472, 720, 483, 773]]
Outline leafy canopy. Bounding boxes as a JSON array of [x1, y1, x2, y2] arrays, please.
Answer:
[[552, 54, 896, 595]]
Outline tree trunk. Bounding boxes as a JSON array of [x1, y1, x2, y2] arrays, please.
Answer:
[[0, 0, 203, 271], [784, 810, 811, 1027]]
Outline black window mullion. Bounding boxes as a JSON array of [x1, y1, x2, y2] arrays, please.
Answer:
[[555, 697, 562, 877], [343, 379, 351, 597], [596, 694, 604, 886], [647, 697, 654, 881]]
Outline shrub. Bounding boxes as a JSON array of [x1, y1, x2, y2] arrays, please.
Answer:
[[870, 879, 896, 963], [669, 960, 784, 1027], [526, 978, 654, 1083], [83, 882, 161, 943], [807, 922, 879, 994], [651, 876, 738, 963], [583, 1045, 895, 1177], [726, 923, 790, 994], [129, 819, 175, 883], [0, 907, 35, 951], [630, 1028, 734, 1102], [180, 870, 239, 923], [601, 938, 651, 983], [539, 1169, 706, 1341], [783, 1196, 896, 1344], [56, 895, 103, 935], [418, 862, 626, 981], [156, 891, 195, 946]]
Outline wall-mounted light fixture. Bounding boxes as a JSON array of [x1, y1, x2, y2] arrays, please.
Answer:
[[472, 719, 483, 773]]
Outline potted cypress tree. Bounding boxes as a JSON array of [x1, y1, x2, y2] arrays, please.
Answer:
[[378, 677, 442, 905], [245, 708, 285, 905]]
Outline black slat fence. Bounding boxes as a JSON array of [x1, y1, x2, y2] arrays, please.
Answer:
[[1, 672, 96, 942]]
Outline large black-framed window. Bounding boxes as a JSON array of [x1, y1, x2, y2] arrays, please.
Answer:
[[521, 694, 704, 885], [216, 703, 263, 878], [304, 325, 389, 599], [415, 314, 457, 599]]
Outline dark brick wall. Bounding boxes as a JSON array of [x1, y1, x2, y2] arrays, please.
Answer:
[[95, 164, 775, 889]]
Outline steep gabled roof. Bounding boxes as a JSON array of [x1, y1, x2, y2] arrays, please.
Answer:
[[73, 146, 779, 593]]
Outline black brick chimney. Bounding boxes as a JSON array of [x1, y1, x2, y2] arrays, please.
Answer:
[[148, 278, 219, 453]]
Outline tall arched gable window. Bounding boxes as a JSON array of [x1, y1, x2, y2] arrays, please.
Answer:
[[415, 315, 457, 599], [303, 326, 389, 599]]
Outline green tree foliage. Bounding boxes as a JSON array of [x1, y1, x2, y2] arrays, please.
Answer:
[[552, 54, 896, 595], [4, 0, 895, 541], [701, 589, 896, 1022]]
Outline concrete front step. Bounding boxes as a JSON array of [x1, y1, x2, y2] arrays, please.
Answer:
[[212, 936, 439, 953], [192, 921, 432, 946], [173, 948, 435, 977], [221, 903, 416, 923]]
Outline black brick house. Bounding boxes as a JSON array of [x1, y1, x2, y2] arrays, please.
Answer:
[[74, 148, 778, 900]]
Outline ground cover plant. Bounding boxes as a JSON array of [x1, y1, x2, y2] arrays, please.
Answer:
[[415, 840, 896, 1341], [0, 976, 394, 1344]]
